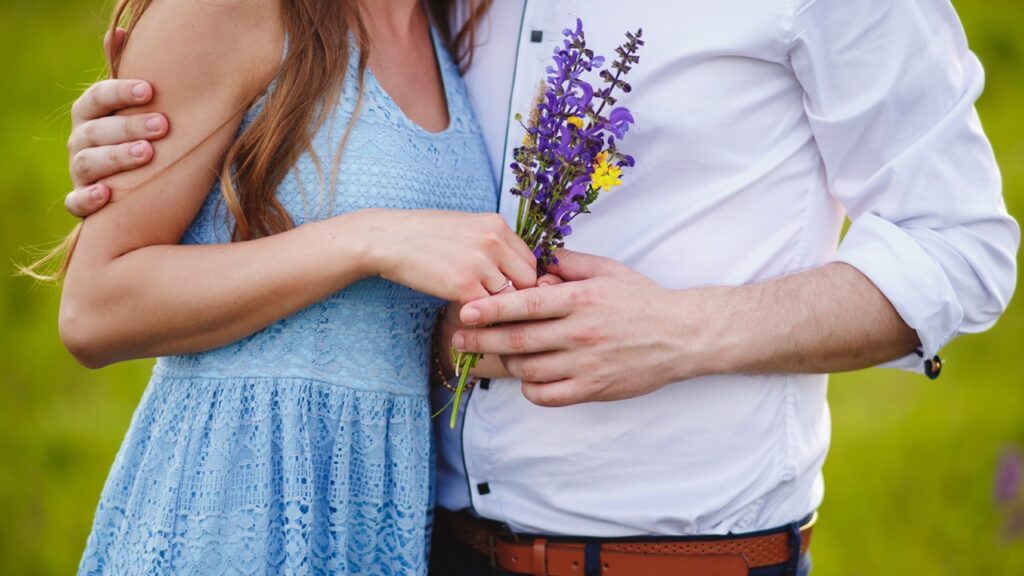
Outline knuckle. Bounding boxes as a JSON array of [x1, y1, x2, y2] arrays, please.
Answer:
[[518, 361, 539, 382], [525, 292, 544, 316], [482, 231, 501, 250], [71, 151, 92, 180], [485, 213, 506, 229], [461, 331, 479, 351], [570, 327, 604, 347], [507, 327, 528, 352], [81, 120, 98, 144], [568, 285, 594, 307]]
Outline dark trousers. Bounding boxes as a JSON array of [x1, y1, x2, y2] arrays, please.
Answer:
[[428, 513, 813, 576]]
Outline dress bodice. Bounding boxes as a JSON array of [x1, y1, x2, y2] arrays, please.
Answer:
[[155, 31, 497, 395]]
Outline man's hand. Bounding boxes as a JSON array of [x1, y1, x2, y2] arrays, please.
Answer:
[[65, 29, 168, 217], [453, 249, 919, 408], [452, 251, 714, 407], [437, 274, 564, 381]]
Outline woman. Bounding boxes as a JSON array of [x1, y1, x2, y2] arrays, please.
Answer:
[[36, 0, 528, 573]]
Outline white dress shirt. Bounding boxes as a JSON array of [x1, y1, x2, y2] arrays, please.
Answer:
[[434, 0, 1019, 536]]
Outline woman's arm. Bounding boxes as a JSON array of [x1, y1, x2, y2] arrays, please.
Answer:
[[60, 0, 292, 367], [60, 0, 537, 369]]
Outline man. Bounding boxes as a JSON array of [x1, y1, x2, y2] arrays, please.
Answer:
[[64, 1, 1018, 574]]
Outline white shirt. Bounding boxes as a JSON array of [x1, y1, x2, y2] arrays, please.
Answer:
[[434, 0, 1019, 536]]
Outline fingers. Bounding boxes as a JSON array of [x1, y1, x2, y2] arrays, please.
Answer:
[[69, 113, 167, 156], [501, 352, 573, 383], [454, 320, 567, 356], [460, 284, 572, 326], [537, 273, 564, 287], [65, 184, 111, 218], [498, 245, 538, 290], [70, 141, 154, 188], [71, 79, 154, 130], [500, 222, 538, 272], [546, 249, 624, 281], [521, 378, 586, 408], [481, 268, 513, 296]]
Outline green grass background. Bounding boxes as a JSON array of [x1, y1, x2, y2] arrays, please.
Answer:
[[1, 0, 1022, 574]]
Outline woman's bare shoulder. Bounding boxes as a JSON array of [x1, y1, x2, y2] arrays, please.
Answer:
[[76, 0, 285, 256], [118, 0, 284, 103]]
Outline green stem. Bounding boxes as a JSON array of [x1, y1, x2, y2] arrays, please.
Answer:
[[449, 351, 481, 429]]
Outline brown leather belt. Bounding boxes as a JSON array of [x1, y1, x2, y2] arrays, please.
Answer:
[[439, 510, 815, 576]]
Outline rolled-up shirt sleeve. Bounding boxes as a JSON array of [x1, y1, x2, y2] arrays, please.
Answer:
[[788, 0, 1019, 371]]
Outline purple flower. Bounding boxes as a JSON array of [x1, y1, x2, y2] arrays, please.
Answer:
[[607, 107, 636, 138], [447, 19, 646, 428]]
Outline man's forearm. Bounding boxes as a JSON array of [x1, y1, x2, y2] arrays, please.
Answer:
[[697, 262, 920, 377]]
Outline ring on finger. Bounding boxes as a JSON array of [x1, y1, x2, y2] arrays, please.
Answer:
[[488, 277, 513, 295]]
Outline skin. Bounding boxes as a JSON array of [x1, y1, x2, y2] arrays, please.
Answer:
[[450, 250, 919, 407], [59, 0, 536, 369], [64, 14, 919, 404]]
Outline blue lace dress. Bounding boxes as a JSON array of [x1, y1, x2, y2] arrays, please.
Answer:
[[78, 30, 496, 576]]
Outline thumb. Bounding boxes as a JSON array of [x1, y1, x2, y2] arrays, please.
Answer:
[[546, 249, 622, 281]]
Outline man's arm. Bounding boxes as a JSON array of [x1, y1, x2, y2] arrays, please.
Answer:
[[451, 251, 918, 407], [65, 28, 166, 217]]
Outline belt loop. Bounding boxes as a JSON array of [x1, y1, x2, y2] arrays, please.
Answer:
[[488, 534, 498, 570], [786, 520, 802, 576], [532, 538, 549, 576], [584, 541, 601, 576]]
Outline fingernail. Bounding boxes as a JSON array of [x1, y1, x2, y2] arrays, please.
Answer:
[[538, 280, 551, 287], [145, 115, 163, 132], [452, 333, 465, 350], [462, 307, 481, 323], [132, 82, 147, 99], [130, 142, 147, 158], [90, 185, 105, 202]]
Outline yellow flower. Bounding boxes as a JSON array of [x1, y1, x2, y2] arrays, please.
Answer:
[[590, 151, 623, 192], [567, 116, 585, 130]]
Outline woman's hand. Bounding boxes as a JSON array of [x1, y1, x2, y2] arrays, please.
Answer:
[[364, 210, 538, 304]]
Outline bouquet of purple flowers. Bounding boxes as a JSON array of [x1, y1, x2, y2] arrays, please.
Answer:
[[447, 20, 644, 427]]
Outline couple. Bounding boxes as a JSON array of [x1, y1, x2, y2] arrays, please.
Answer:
[[47, 0, 1017, 575]]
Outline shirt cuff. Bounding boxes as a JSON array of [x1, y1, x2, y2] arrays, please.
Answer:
[[831, 213, 964, 373]]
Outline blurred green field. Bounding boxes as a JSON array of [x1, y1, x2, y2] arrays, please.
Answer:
[[1, 1, 1022, 574]]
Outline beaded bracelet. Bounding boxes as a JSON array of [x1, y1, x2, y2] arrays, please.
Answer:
[[432, 339, 479, 393]]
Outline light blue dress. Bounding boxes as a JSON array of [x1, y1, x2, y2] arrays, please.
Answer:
[[78, 30, 496, 576]]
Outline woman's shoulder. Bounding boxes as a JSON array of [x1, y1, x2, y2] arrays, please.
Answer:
[[119, 0, 283, 100]]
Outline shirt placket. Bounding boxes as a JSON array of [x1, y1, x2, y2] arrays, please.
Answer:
[[465, 0, 562, 523]]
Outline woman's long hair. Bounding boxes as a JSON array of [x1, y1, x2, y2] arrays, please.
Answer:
[[21, 0, 492, 280]]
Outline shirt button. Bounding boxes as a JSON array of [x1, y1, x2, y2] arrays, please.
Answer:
[[477, 482, 491, 496], [530, 30, 544, 43], [924, 355, 943, 380]]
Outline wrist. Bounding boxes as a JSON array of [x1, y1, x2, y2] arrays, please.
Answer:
[[344, 208, 389, 279], [666, 285, 745, 381]]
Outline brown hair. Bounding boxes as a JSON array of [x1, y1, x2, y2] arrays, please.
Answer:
[[21, 0, 492, 279]]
